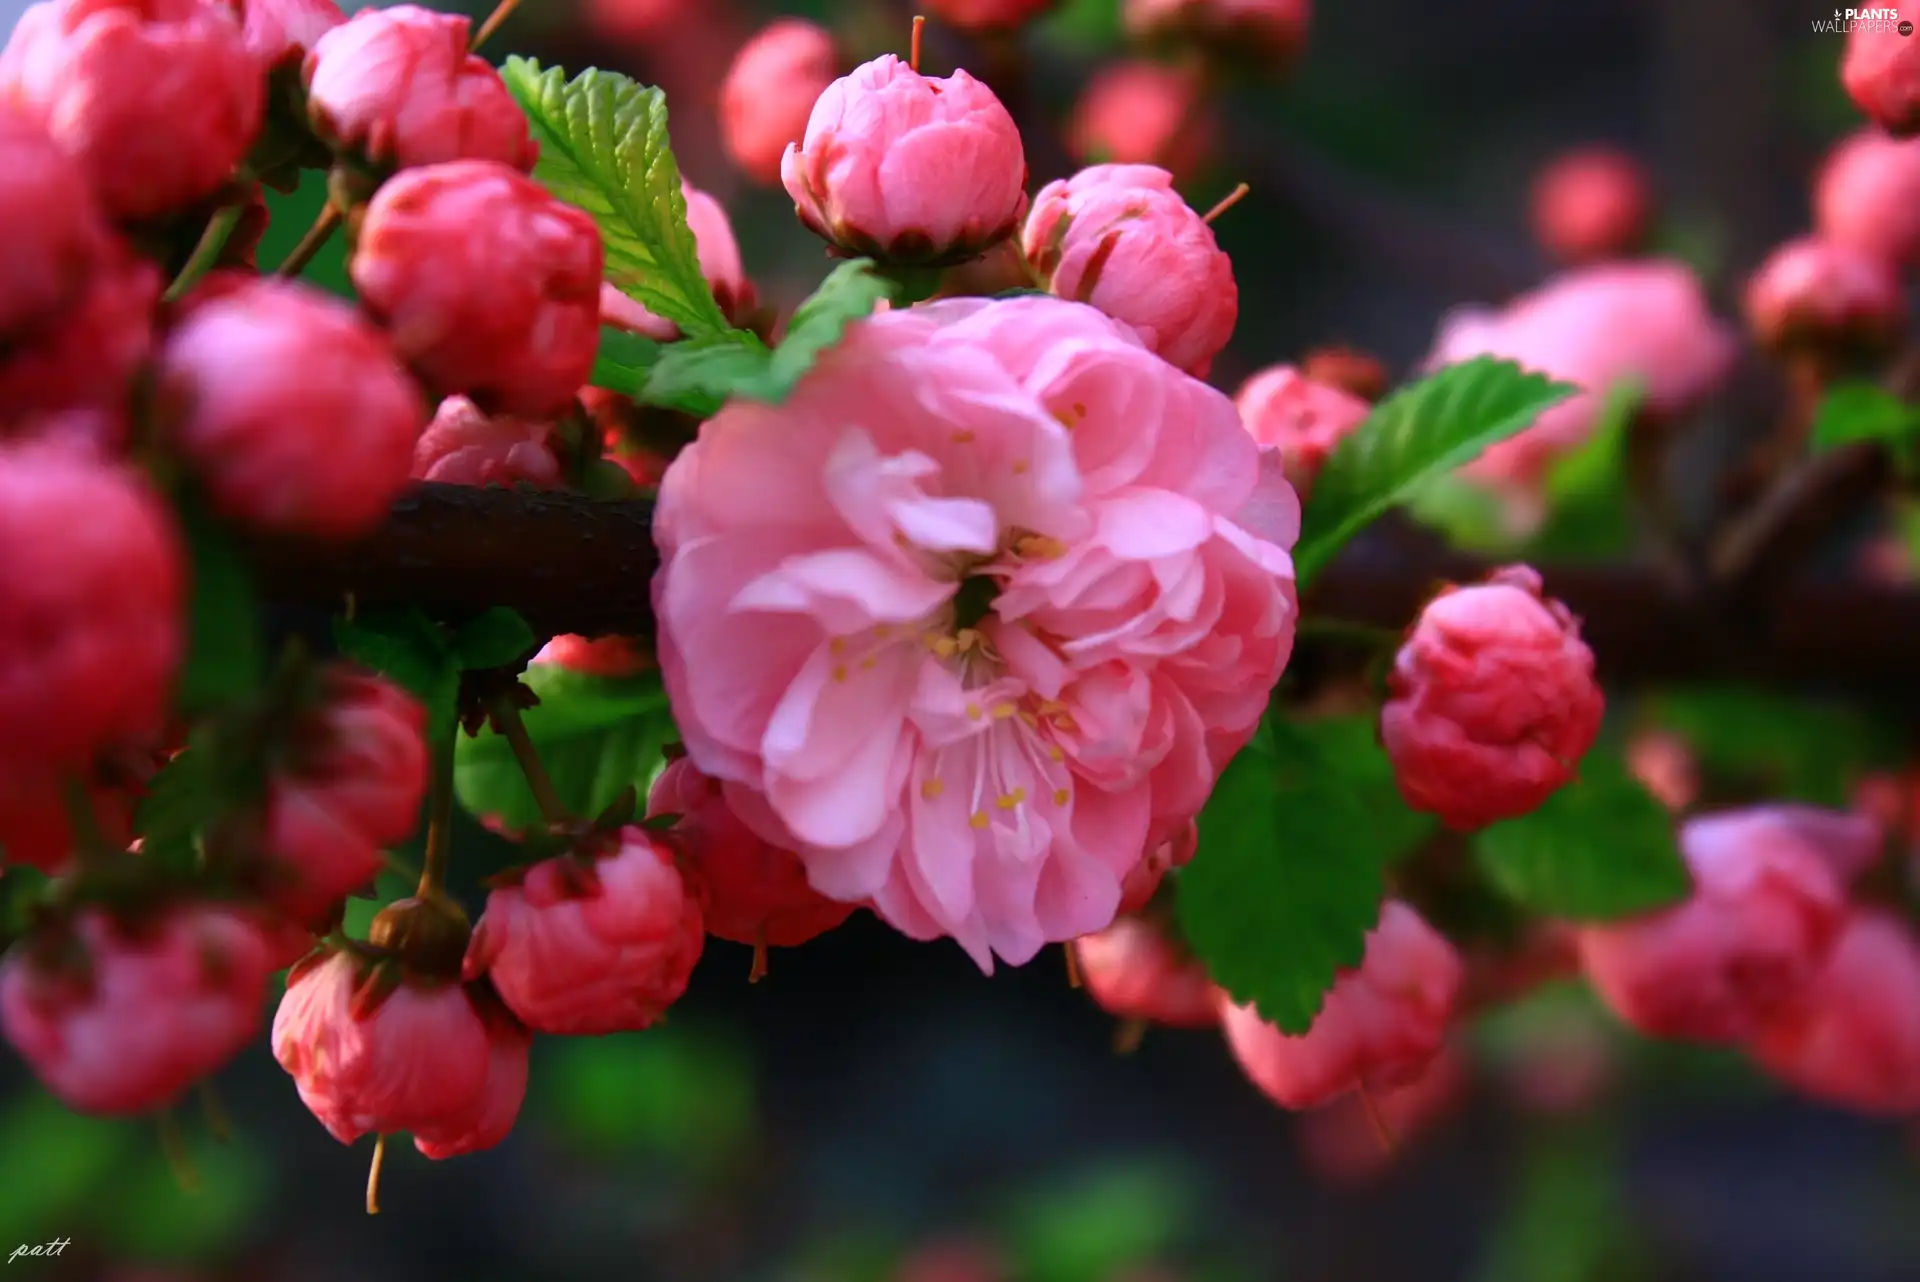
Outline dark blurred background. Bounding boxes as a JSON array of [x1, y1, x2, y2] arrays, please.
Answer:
[[3, 2, 1917, 1280]]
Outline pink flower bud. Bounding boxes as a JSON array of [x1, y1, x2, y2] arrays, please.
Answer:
[[532, 634, 652, 677], [1815, 129, 1920, 269], [1295, 1048, 1465, 1184], [1578, 806, 1859, 1044], [598, 182, 755, 340], [1751, 909, 1920, 1116], [0, 0, 264, 223], [1067, 62, 1217, 182], [1117, 821, 1198, 915], [1528, 146, 1652, 266], [924, 0, 1061, 32], [1380, 566, 1604, 831], [1124, 0, 1312, 76], [781, 56, 1027, 266], [0, 110, 113, 338], [272, 947, 528, 1153], [411, 396, 563, 490], [1, 905, 275, 1114], [721, 20, 837, 185], [1219, 901, 1462, 1110], [0, 238, 160, 418], [1743, 235, 1905, 356], [223, 0, 343, 70], [1233, 365, 1371, 499], [1300, 345, 1389, 402], [352, 160, 604, 419], [1842, 6, 1920, 137], [302, 4, 535, 173], [1022, 164, 1237, 376], [1625, 729, 1698, 812], [646, 758, 856, 952], [0, 440, 183, 776], [464, 828, 704, 1034], [1074, 915, 1218, 1028], [155, 278, 426, 539], [261, 671, 428, 925]]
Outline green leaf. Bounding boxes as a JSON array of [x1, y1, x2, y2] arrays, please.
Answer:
[[1004, 1163, 1195, 1282], [333, 607, 459, 747], [1808, 380, 1920, 464], [1293, 715, 1438, 861], [1645, 685, 1905, 807], [1522, 379, 1643, 561], [453, 664, 678, 830], [450, 607, 538, 671], [1293, 358, 1579, 584], [1177, 720, 1392, 1034], [501, 58, 731, 337], [175, 500, 265, 715], [590, 326, 664, 399], [641, 259, 895, 416], [538, 1026, 757, 1173], [1472, 1123, 1645, 1282], [131, 745, 221, 869], [1405, 472, 1523, 553], [0, 1097, 134, 1245], [98, 1130, 272, 1264], [1472, 749, 1690, 920]]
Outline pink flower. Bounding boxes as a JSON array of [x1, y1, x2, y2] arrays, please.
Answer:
[[272, 946, 528, 1154], [1425, 261, 1735, 488], [781, 55, 1027, 266], [411, 396, 563, 490], [1073, 914, 1218, 1028], [1380, 566, 1602, 830], [1067, 61, 1216, 181], [1116, 819, 1196, 914], [0, 239, 160, 418], [260, 670, 428, 925], [531, 634, 652, 677], [156, 278, 426, 539], [652, 295, 1299, 969], [1, 905, 275, 1114], [1295, 1048, 1466, 1184], [1300, 346, 1389, 402], [463, 828, 705, 1034], [1233, 364, 1372, 499], [223, 0, 343, 70], [721, 19, 838, 185], [1626, 729, 1698, 812], [647, 758, 856, 952], [925, 1, 1062, 32], [0, 440, 183, 776], [1578, 806, 1862, 1043], [581, 0, 682, 43], [599, 182, 755, 340], [0, 110, 112, 338], [1814, 129, 1920, 269], [0, 0, 264, 222], [1843, 6, 1920, 137], [1219, 901, 1462, 1110], [1022, 164, 1238, 377], [1744, 235, 1905, 356], [1750, 909, 1920, 1116], [302, 4, 535, 173], [1124, 0, 1312, 74], [352, 160, 604, 419], [1528, 146, 1653, 265]]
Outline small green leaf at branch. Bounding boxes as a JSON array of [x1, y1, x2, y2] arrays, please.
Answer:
[[333, 608, 460, 748], [1808, 380, 1920, 469], [450, 608, 538, 671], [589, 327, 664, 399], [175, 500, 265, 716]]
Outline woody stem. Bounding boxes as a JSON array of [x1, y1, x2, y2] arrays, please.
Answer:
[[491, 689, 571, 828]]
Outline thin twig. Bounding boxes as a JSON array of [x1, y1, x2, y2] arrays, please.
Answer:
[[470, 0, 524, 53], [417, 736, 455, 897], [164, 205, 246, 303], [491, 689, 571, 827]]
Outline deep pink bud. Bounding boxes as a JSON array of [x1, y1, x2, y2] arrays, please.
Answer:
[[1295, 1049, 1465, 1184], [1, 905, 275, 1114], [463, 828, 705, 1034], [1234, 364, 1372, 499], [0, 110, 113, 338], [301, 4, 534, 173], [410, 999, 530, 1159], [531, 634, 652, 678], [925, 1, 1061, 32], [0, 238, 159, 417], [0, 0, 264, 222], [646, 758, 856, 952], [1842, 6, 1920, 137], [352, 160, 604, 418], [1021, 164, 1238, 376], [1751, 909, 1920, 1116], [1743, 235, 1905, 356], [411, 396, 563, 490], [1380, 565, 1604, 831], [1219, 901, 1462, 1110], [721, 20, 837, 185], [223, 0, 343, 70], [0, 440, 183, 777], [781, 56, 1027, 266], [1815, 129, 1920, 269], [1527, 146, 1653, 266], [262, 671, 428, 925], [1116, 821, 1198, 915], [1578, 806, 1863, 1043], [155, 278, 425, 538], [1074, 915, 1218, 1029], [1125, 0, 1312, 75], [1067, 62, 1216, 182]]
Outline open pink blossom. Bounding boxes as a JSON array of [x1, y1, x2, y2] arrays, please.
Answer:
[[652, 295, 1299, 968], [1578, 806, 1862, 1043], [1074, 914, 1217, 1028], [1426, 260, 1735, 490], [1815, 129, 1920, 269], [1234, 364, 1372, 499], [1219, 901, 1462, 1110], [1067, 61, 1216, 181], [411, 396, 563, 489], [1843, 6, 1920, 136]]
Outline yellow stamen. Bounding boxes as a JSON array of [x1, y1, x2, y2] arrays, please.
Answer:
[[1053, 788, 1070, 806], [930, 635, 959, 658], [970, 811, 990, 829], [955, 628, 984, 652], [922, 778, 946, 799], [1047, 746, 1065, 761], [1012, 461, 1029, 475], [832, 665, 849, 682], [953, 430, 976, 444], [966, 702, 983, 720], [859, 655, 878, 671], [874, 623, 893, 639], [997, 788, 1027, 810], [991, 704, 1018, 721], [1018, 709, 1041, 728], [829, 637, 847, 655]]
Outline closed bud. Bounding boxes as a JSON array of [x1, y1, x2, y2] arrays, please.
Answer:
[[1528, 146, 1653, 266], [1124, 0, 1312, 78], [412, 396, 563, 490], [1815, 129, 1920, 269], [1234, 364, 1371, 499], [1842, 6, 1920, 137], [1067, 61, 1217, 182], [721, 20, 837, 185], [1074, 915, 1218, 1029], [0, 110, 113, 338], [1744, 235, 1905, 359]]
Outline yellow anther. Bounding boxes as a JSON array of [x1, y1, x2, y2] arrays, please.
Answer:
[[1047, 746, 1065, 762], [991, 703, 1018, 721], [1014, 535, 1067, 560], [859, 655, 878, 671], [1012, 461, 1029, 475], [829, 637, 847, 655], [997, 788, 1027, 810], [1038, 699, 1069, 716], [1052, 788, 1070, 806], [953, 430, 976, 444], [874, 623, 893, 639], [1018, 709, 1041, 728], [966, 702, 983, 720], [832, 665, 849, 682], [930, 635, 959, 658], [970, 811, 990, 829], [921, 778, 946, 800]]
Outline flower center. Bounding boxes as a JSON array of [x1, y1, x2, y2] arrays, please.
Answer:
[[951, 572, 998, 633]]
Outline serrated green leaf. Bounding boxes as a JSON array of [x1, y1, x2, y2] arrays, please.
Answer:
[[590, 326, 664, 399], [640, 260, 894, 416], [131, 746, 220, 870], [175, 500, 264, 715], [501, 57, 730, 337], [1406, 472, 1522, 553], [451, 607, 538, 671], [1294, 715, 1437, 861], [1809, 380, 1920, 469], [333, 608, 459, 747], [1522, 379, 1643, 561], [1294, 358, 1579, 584], [454, 664, 677, 830], [1472, 750, 1690, 920], [1645, 685, 1904, 807], [1177, 721, 1391, 1033]]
